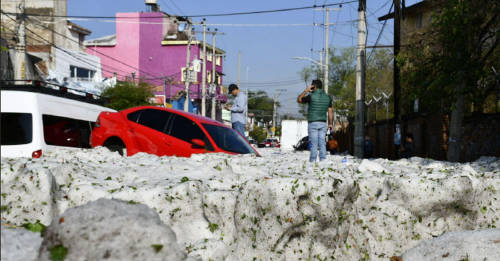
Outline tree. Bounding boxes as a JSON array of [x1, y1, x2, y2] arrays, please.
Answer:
[[247, 90, 278, 123], [398, 0, 500, 161], [296, 48, 393, 120], [298, 67, 312, 117], [249, 125, 267, 142], [101, 81, 154, 111]]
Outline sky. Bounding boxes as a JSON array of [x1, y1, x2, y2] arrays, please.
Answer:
[[68, 0, 420, 117]]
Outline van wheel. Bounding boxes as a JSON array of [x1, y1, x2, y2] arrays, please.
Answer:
[[105, 144, 124, 156]]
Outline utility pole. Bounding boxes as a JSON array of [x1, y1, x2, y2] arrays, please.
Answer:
[[163, 76, 167, 106], [237, 51, 241, 86], [211, 29, 217, 120], [201, 19, 207, 116], [354, 0, 367, 158], [14, 0, 27, 83], [272, 89, 286, 136], [184, 24, 193, 112], [245, 66, 249, 129], [273, 92, 278, 135], [394, 0, 401, 125], [324, 8, 329, 94]]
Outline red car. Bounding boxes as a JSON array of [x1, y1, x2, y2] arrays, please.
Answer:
[[91, 106, 259, 157]]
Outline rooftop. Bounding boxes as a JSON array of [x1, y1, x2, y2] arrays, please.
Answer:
[[378, 0, 435, 21], [67, 21, 91, 35]]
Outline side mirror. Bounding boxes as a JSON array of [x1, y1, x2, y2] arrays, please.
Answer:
[[191, 139, 205, 148]]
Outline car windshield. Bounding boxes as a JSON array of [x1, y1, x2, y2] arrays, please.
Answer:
[[202, 124, 254, 154]]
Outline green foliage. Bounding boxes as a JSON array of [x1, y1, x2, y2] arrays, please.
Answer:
[[22, 220, 46, 233], [247, 91, 277, 123], [208, 223, 219, 233], [50, 244, 68, 261], [101, 81, 154, 111], [151, 244, 163, 253], [307, 47, 393, 119], [399, 0, 500, 114], [249, 126, 268, 142]]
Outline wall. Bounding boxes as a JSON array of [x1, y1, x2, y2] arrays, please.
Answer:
[[336, 113, 500, 162], [86, 12, 225, 101], [86, 13, 141, 81], [280, 120, 309, 150], [54, 47, 102, 83]]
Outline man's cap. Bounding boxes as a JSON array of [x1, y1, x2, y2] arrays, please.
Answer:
[[228, 84, 239, 92]]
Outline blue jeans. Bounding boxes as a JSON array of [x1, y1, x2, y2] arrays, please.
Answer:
[[232, 122, 245, 138], [308, 121, 327, 162]]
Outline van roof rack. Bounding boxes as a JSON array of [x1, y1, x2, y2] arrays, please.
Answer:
[[0, 80, 109, 106]]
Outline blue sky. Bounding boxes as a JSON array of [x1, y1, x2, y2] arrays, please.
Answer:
[[68, 0, 420, 117]]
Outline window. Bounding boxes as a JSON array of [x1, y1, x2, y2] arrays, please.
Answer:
[[202, 124, 254, 154], [216, 56, 221, 66], [70, 65, 95, 81], [127, 110, 142, 123], [43, 115, 93, 148], [136, 109, 173, 133], [169, 115, 213, 150], [1, 113, 33, 145]]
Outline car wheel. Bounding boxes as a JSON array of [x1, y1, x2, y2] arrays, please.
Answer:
[[105, 144, 124, 156], [103, 138, 125, 156]]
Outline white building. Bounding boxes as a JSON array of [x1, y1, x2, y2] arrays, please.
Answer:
[[1, 0, 108, 94]]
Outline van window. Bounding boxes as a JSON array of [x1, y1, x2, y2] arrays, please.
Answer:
[[1, 113, 33, 145], [169, 115, 214, 150], [136, 109, 173, 133], [42, 115, 93, 148]]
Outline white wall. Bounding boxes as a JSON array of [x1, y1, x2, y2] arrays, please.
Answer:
[[53, 47, 102, 83], [280, 120, 308, 150]]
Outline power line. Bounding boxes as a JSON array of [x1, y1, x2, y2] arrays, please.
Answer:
[[17, 13, 167, 80], [3, 14, 180, 84], [168, 0, 185, 16], [368, 2, 393, 62], [2, 1, 357, 19], [2, 24, 130, 79]]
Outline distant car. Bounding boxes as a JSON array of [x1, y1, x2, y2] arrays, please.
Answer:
[[258, 138, 280, 148], [1, 81, 114, 158], [91, 106, 260, 157]]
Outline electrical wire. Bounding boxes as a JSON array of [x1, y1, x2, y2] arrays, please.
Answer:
[[367, 2, 394, 62], [17, 13, 168, 80], [2, 1, 357, 19]]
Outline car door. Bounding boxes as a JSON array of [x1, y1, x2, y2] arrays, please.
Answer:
[[126, 109, 174, 156], [165, 114, 214, 157]]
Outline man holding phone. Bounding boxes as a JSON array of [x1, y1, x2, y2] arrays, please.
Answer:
[[297, 79, 333, 162]]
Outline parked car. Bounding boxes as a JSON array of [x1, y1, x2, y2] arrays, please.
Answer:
[[258, 138, 280, 148], [90, 106, 260, 157], [1, 81, 114, 158]]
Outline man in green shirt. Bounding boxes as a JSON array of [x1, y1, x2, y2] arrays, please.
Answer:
[[297, 79, 333, 162]]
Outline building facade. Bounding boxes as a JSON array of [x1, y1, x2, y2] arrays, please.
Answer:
[[0, 0, 104, 92], [85, 11, 228, 116]]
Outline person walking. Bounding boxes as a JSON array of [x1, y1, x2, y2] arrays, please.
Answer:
[[297, 79, 333, 162], [225, 84, 247, 137]]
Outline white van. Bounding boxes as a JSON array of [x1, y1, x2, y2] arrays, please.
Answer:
[[1, 84, 115, 158]]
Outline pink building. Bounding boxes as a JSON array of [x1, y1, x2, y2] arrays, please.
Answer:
[[85, 11, 227, 112]]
